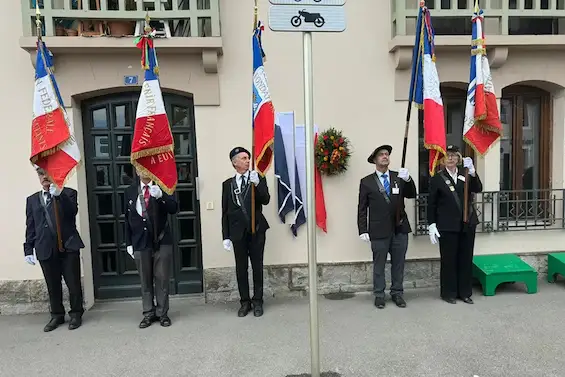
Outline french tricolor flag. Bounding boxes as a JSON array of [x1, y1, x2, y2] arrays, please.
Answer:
[[409, 3, 446, 176], [252, 20, 275, 177], [130, 31, 177, 194], [30, 40, 81, 187], [463, 1, 503, 156]]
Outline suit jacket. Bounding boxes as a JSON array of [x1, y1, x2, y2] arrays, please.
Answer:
[[124, 182, 178, 252], [357, 170, 417, 240], [222, 174, 270, 241], [24, 187, 85, 261], [427, 169, 483, 233]]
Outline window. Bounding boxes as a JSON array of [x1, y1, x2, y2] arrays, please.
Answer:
[[499, 85, 552, 223]]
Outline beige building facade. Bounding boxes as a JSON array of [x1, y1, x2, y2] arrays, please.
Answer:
[[1, 0, 564, 313]]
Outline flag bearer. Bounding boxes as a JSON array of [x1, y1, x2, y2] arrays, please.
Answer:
[[427, 145, 483, 304], [125, 168, 178, 328], [23, 166, 85, 332], [357, 145, 417, 309], [221, 147, 270, 317]]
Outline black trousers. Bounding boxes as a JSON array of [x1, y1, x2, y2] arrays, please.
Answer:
[[438, 228, 476, 299], [39, 250, 84, 319], [232, 231, 266, 305], [134, 244, 173, 318]]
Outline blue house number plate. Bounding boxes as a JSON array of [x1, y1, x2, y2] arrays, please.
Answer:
[[124, 75, 138, 85]]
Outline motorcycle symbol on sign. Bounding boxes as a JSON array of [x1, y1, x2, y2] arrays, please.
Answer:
[[291, 10, 325, 27]]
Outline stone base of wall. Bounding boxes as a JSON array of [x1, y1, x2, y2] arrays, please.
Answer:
[[0, 279, 84, 316], [203, 253, 550, 303], [0, 253, 551, 314]]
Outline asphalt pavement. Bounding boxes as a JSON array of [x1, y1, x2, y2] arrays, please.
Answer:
[[1, 281, 564, 377]]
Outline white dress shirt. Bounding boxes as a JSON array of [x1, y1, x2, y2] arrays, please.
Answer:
[[445, 168, 458, 183], [233, 171, 250, 206], [135, 181, 153, 216], [375, 169, 392, 189], [235, 171, 250, 192], [41, 190, 51, 205]]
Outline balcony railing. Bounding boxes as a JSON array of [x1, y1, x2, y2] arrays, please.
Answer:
[[413, 188, 565, 235], [392, 0, 565, 37], [21, 0, 220, 38]]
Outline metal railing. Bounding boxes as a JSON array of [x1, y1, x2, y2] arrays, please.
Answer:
[[21, 0, 220, 37], [414, 188, 565, 235], [392, 0, 565, 36]]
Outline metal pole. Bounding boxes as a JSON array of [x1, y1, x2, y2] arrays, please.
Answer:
[[303, 31, 320, 377]]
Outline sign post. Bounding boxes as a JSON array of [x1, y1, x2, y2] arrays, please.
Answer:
[[268, 1, 346, 376]]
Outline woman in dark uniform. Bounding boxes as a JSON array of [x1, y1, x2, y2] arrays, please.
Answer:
[[427, 145, 483, 304]]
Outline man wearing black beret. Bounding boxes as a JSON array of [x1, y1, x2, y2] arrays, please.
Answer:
[[357, 144, 417, 309], [221, 147, 271, 317]]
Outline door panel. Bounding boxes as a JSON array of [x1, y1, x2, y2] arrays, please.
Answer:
[[83, 92, 203, 299], [499, 86, 551, 225]]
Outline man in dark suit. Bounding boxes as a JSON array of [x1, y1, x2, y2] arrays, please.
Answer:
[[124, 168, 178, 328], [221, 147, 270, 317], [357, 145, 417, 309], [427, 145, 483, 304], [23, 166, 85, 332]]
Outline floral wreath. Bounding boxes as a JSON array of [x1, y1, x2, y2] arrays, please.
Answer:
[[315, 127, 351, 176]]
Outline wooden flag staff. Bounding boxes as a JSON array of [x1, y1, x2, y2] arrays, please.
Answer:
[[36, 4, 63, 252], [251, 0, 259, 235]]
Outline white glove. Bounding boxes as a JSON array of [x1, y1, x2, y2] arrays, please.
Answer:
[[223, 239, 233, 252], [428, 223, 441, 245], [25, 255, 36, 265], [149, 184, 163, 199], [249, 170, 260, 186], [126, 246, 134, 259], [398, 168, 410, 182], [463, 157, 475, 176], [49, 183, 62, 196], [359, 233, 370, 243]]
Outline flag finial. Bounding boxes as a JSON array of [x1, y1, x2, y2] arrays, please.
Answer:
[[253, 0, 259, 29], [35, 3, 42, 37], [144, 12, 151, 33], [474, 0, 479, 12]]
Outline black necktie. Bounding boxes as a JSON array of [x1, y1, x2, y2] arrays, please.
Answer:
[[45, 192, 52, 206], [241, 174, 247, 189]]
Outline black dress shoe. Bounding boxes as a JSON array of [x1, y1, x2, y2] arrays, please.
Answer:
[[392, 295, 407, 308], [160, 316, 172, 327], [374, 297, 386, 309], [44, 317, 65, 332], [68, 316, 82, 330], [253, 303, 264, 317], [442, 297, 457, 304], [461, 297, 474, 304], [139, 315, 158, 329], [238, 302, 252, 317]]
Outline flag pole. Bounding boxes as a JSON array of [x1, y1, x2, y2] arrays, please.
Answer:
[[36, 3, 63, 252], [397, 0, 425, 225], [464, 0, 480, 224], [251, 0, 258, 235], [144, 12, 161, 240], [303, 28, 320, 377]]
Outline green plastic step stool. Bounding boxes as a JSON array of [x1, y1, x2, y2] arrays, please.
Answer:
[[472, 254, 538, 296], [547, 253, 565, 283]]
